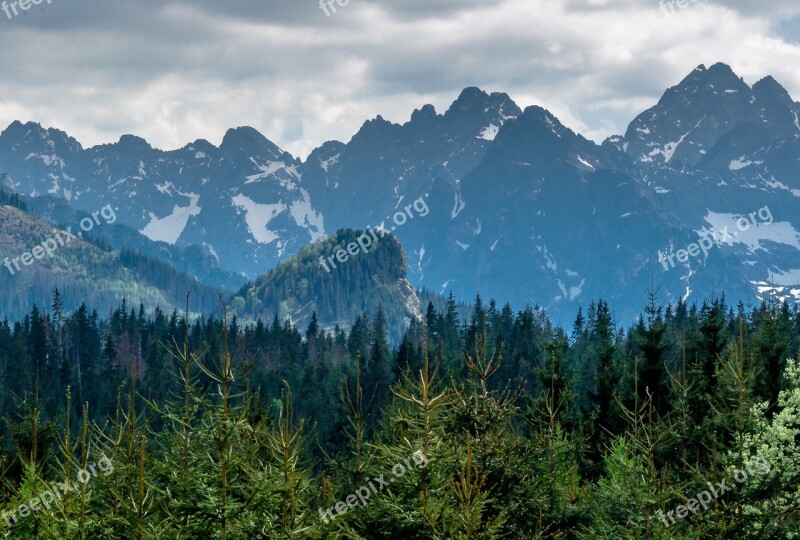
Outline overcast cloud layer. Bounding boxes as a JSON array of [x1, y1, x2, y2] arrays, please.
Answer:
[[1, 0, 800, 158]]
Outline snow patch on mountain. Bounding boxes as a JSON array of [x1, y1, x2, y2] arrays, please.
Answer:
[[451, 192, 465, 218], [702, 211, 800, 253], [47, 174, 60, 195], [556, 279, 567, 300], [320, 153, 340, 172], [570, 279, 585, 301], [764, 176, 800, 197], [155, 181, 177, 195], [245, 159, 300, 185], [536, 245, 557, 272], [289, 188, 325, 241], [752, 281, 800, 302], [141, 193, 202, 245], [25, 153, 65, 169], [729, 157, 753, 171], [577, 156, 594, 169], [231, 194, 286, 244], [543, 113, 561, 138], [651, 133, 688, 163], [769, 268, 800, 286], [206, 243, 219, 262], [479, 124, 499, 141]]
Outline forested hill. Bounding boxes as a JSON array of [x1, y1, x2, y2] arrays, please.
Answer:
[[230, 228, 421, 342], [25, 193, 246, 292], [0, 199, 223, 319]]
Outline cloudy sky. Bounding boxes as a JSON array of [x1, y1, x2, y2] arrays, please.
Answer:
[[2, 0, 800, 158]]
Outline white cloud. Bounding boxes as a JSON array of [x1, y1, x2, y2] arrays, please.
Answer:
[[0, 0, 798, 158]]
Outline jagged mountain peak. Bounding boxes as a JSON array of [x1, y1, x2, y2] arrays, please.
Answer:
[[2, 120, 49, 136], [115, 134, 154, 151], [621, 63, 799, 167], [519, 105, 563, 125], [1, 120, 39, 138], [705, 61, 744, 82], [444, 87, 521, 121], [409, 103, 438, 124], [370, 114, 393, 127], [219, 126, 288, 161], [664, 61, 749, 104], [349, 115, 402, 147], [680, 62, 744, 85], [308, 139, 346, 161], [1, 120, 84, 153], [499, 105, 581, 146], [444, 86, 495, 117], [455, 86, 489, 101], [303, 87, 526, 234], [752, 75, 794, 106], [183, 138, 218, 152]]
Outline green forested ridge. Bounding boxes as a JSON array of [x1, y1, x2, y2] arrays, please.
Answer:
[[23, 193, 247, 293], [0, 204, 223, 320], [231, 229, 418, 342], [0, 291, 798, 538]]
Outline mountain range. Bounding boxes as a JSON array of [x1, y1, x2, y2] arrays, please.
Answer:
[[2, 62, 799, 326]]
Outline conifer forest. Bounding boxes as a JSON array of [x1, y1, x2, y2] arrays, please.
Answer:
[[0, 290, 798, 539]]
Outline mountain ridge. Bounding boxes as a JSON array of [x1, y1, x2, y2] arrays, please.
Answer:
[[2, 62, 799, 323]]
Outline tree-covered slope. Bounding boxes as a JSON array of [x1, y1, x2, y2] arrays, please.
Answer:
[[230, 229, 421, 340], [0, 203, 222, 319]]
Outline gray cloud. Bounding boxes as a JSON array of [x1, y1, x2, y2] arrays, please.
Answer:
[[1, 0, 798, 158]]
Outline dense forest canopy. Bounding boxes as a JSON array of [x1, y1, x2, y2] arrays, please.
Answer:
[[0, 289, 798, 538]]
